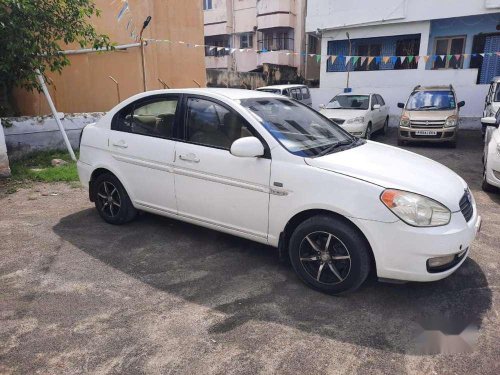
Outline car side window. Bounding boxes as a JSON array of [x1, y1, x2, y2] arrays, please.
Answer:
[[301, 87, 311, 99], [112, 97, 178, 138], [371, 95, 379, 108], [292, 88, 303, 100], [185, 97, 252, 149], [377, 95, 385, 106]]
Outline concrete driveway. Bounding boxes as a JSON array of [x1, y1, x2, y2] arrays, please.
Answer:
[[1, 130, 499, 374]]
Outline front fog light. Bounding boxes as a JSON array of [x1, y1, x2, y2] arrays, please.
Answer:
[[427, 255, 455, 268]]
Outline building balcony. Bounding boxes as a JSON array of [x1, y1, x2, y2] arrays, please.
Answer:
[[205, 55, 231, 69], [204, 1, 232, 36], [257, 0, 296, 29], [257, 51, 294, 67]]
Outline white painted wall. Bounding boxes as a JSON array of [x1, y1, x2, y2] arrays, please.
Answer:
[[310, 68, 487, 129], [3, 114, 103, 160], [306, 0, 500, 32], [0, 120, 11, 177]]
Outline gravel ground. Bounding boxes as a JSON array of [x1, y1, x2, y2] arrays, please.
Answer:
[[1, 129, 499, 374]]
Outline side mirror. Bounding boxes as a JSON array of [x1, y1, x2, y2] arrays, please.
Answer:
[[397, 102, 405, 109], [319, 104, 325, 109], [458, 101, 465, 108], [481, 116, 499, 127], [372, 104, 381, 110], [230, 137, 264, 158]]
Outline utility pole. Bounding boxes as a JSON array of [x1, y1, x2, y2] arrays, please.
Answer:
[[345, 32, 352, 93], [140, 16, 152, 92]]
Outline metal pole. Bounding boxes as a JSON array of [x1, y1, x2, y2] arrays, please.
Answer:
[[36, 70, 76, 161], [139, 16, 152, 92], [108, 76, 121, 103], [192, 80, 201, 88], [346, 32, 351, 91]]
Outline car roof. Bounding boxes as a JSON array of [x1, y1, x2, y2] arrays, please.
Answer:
[[335, 93, 373, 96], [116, 88, 283, 108], [414, 85, 454, 91], [256, 84, 307, 90]]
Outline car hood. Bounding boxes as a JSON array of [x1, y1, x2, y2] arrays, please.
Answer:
[[305, 141, 467, 211], [320, 108, 366, 120], [403, 109, 456, 120]]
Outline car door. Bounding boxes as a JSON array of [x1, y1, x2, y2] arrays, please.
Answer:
[[173, 95, 271, 241], [369, 95, 381, 130], [376, 95, 388, 129], [108, 94, 180, 214]]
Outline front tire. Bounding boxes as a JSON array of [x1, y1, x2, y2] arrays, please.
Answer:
[[365, 123, 372, 140], [289, 215, 371, 295], [94, 173, 137, 225], [382, 117, 389, 135]]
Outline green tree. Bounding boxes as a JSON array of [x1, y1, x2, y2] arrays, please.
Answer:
[[0, 0, 111, 93]]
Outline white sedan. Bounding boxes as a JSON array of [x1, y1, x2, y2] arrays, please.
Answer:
[[319, 93, 390, 139], [481, 114, 500, 192], [78, 89, 481, 294]]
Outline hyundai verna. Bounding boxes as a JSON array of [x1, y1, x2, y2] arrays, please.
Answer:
[[77, 89, 481, 294]]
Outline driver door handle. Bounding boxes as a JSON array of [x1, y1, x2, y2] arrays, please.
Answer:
[[112, 140, 128, 149], [179, 153, 200, 163]]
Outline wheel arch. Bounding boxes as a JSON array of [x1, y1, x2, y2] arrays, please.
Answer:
[[278, 209, 376, 273], [88, 167, 132, 203]]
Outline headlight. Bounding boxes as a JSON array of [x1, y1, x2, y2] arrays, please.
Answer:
[[345, 116, 364, 124], [380, 189, 451, 227], [445, 116, 458, 127], [400, 116, 410, 127]]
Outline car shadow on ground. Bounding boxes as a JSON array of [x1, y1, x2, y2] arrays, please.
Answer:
[[53, 209, 492, 356]]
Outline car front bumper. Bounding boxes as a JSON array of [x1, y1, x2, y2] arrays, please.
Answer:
[[399, 126, 457, 142], [340, 122, 367, 137], [485, 145, 500, 188], [352, 208, 481, 282]]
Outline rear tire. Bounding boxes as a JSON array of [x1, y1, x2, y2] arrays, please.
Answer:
[[93, 173, 137, 225], [289, 215, 371, 295]]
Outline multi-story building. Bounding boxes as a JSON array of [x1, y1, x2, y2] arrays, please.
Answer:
[[203, 0, 317, 81], [306, 0, 500, 118]]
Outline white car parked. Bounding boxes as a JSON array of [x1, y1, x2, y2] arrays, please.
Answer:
[[78, 88, 481, 294], [319, 93, 390, 139], [481, 112, 500, 192]]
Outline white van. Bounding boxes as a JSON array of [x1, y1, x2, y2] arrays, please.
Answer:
[[483, 76, 500, 135], [256, 84, 312, 106]]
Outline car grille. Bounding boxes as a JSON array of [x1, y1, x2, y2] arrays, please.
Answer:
[[330, 118, 345, 125], [459, 190, 474, 222], [410, 120, 445, 129]]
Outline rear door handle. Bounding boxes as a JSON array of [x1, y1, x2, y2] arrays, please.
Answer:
[[112, 140, 128, 149], [179, 153, 200, 163]]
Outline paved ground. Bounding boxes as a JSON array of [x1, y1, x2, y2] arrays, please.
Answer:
[[1, 129, 499, 375]]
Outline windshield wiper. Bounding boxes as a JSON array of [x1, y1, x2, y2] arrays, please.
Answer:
[[316, 139, 355, 157]]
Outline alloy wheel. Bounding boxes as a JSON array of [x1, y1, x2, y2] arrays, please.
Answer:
[[299, 231, 351, 285], [97, 181, 121, 218], [366, 125, 372, 140]]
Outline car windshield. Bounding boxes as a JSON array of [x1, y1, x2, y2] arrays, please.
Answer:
[[326, 95, 370, 110], [239, 97, 357, 157], [494, 84, 500, 102], [406, 90, 456, 110]]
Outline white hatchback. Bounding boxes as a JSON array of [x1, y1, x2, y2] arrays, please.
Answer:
[[78, 88, 481, 294], [319, 93, 390, 139]]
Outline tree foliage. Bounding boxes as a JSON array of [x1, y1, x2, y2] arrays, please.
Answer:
[[0, 0, 111, 91]]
